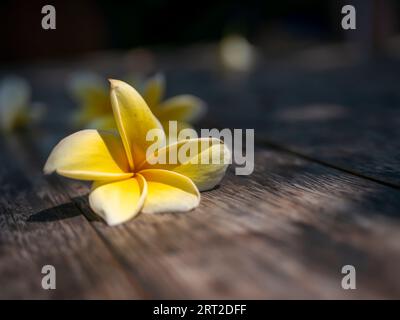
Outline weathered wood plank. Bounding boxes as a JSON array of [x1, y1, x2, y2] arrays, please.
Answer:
[[0, 134, 144, 299], [162, 47, 400, 187], [3, 48, 400, 298], [35, 132, 400, 298]]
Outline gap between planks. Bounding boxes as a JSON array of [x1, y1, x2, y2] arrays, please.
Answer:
[[256, 136, 400, 191]]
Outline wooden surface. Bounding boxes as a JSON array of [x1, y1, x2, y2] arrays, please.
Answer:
[[1, 45, 400, 299]]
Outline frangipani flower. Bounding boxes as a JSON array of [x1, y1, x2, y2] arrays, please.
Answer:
[[69, 72, 206, 136], [0, 76, 44, 132], [45, 79, 230, 226]]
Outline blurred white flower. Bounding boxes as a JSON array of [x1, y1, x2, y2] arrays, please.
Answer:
[[220, 34, 256, 72], [0, 76, 45, 132]]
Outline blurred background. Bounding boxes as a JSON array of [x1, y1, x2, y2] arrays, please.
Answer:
[[1, 0, 400, 150], [2, 0, 400, 300], [1, 0, 399, 62]]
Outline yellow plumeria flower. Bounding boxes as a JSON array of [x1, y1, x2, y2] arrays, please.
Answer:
[[45, 79, 230, 226], [69, 72, 206, 136], [0, 76, 44, 132]]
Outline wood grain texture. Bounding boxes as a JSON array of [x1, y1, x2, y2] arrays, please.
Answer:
[[1, 47, 400, 299], [34, 132, 400, 299], [161, 47, 400, 187], [0, 135, 143, 299]]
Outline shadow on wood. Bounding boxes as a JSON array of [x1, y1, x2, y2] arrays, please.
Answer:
[[27, 197, 101, 223], [27, 201, 82, 223]]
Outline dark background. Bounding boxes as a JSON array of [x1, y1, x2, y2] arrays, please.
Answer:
[[1, 0, 399, 62]]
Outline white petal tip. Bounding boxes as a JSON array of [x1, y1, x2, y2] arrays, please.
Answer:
[[142, 200, 200, 215], [43, 162, 53, 175], [108, 79, 119, 88]]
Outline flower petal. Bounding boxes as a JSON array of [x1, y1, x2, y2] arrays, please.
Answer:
[[140, 138, 231, 191], [160, 120, 193, 144], [0, 76, 30, 132], [138, 169, 200, 214], [69, 72, 105, 99], [142, 73, 165, 109], [86, 115, 116, 130], [154, 95, 206, 122], [69, 72, 110, 126], [44, 129, 132, 181], [109, 79, 166, 170], [89, 176, 147, 226]]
